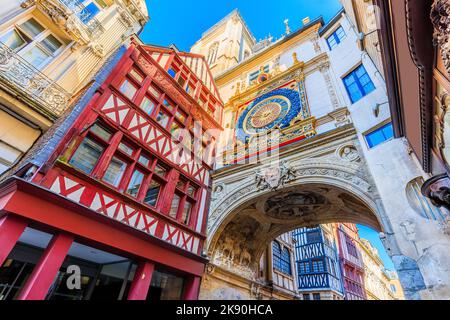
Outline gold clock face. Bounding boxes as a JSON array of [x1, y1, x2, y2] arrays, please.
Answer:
[[250, 103, 282, 128], [243, 95, 291, 134]]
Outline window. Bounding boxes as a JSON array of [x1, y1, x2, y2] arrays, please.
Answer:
[[126, 170, 144, 197], [69, 137, 104, 174], [272, 242, 292, 275], [303, 294, 310, 300], [346, 239, 358, 258], [390, 284, 397, 293], [103, 157, 127, 187], [168, 176, 198, 225], [326, 26, 346, 50], [77, 0, 108, 24], [0, 141, 23, 174], [68, 121, 170, 209], [311, 259, 325, 273], [364, 123, 394, 148], [156, 110, 170, 128], [119, 80, 138, 101], [298, 262, 310, 274], [167, 68, 177, 78], [249, 65, 269, 83], [343, 64, 376, 103], [0, 17, 63, 68], [306, 229, 321, 243], [280, 248, 292, 275], [313, 293, 321, 300], [207, 42, 219, 65], [139, 97, 156, 115], [144, 179, 161, 207]]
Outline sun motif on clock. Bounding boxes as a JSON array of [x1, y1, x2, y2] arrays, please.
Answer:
[[242, 95, 291, 134]]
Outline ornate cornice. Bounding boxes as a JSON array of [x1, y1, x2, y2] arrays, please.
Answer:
[[431, 0, 450, 76]]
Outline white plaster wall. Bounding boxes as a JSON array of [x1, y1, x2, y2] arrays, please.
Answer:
[[305, 70, 334, 119]]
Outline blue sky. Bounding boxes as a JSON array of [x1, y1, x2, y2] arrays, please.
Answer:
[[140, 0, 394, 271], [141, 0, 343, 51]]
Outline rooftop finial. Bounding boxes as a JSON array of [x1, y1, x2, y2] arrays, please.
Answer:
[[284, 19, 291, 35]]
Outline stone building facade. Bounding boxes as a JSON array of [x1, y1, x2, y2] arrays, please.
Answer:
[[191, 7, 450, 300], [359, 238, 399, 300], [0, 0, 148, 177]]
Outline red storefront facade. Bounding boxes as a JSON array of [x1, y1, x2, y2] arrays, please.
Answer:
[[0, 41, 223, 300]]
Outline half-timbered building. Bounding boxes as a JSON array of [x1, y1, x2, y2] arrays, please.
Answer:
[[0, 39, 223, 300]]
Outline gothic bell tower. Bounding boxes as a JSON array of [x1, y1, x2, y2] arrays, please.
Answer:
[[190, 9, 256, 76]]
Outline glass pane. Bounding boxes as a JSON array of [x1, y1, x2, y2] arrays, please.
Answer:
[[139, 97, 155, 115], [138, 154, 150, 166], [119, 80, 137, 100], [20, 18, 45, 38], [90, 123, 112, 141], [40, 34, 62, 53], [144, 180, 160, 207], [103, 157, 127, 187], [176, 179, 186, 190], [156, 111, 170, 128], [163, 99, 174, 111], [170, 122, 181, 140], [118, 142, 134, 156], [167, 69, 176, 78], [175, 110, 186, 123], [129, 69, 143, 83], [382, 123, 394, 140], [187, 185, 196, 197], [147, 269, 184, 300], [169, 194, 180, 219], [0, 29, 27, 51], [148, 85, 160, 99], [154, 164, 166, 177], [177, 77, 186, 87], [181, 201, 192, 225], [21, 45, 49, 67], [126, 170, 144, 197], [69, 138, 104, 174], [366, 129, 385, 148], [80, 2, 100, 23]]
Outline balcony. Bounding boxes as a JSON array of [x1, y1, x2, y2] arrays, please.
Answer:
[[0, 41, 71, 118], [34, 0, 105, 45]]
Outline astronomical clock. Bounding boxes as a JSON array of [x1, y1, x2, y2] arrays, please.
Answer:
[[236, 86, 310, 143]]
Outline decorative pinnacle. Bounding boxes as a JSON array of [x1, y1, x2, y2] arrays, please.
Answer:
[[284, 19, 291, 35]]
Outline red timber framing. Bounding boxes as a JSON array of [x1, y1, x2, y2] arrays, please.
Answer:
[[0, 40, 224, 299]]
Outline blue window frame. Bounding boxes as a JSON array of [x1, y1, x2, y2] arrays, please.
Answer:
[[326, 26, 346, 50], [273, 241, 292, 275], [343, 64, 375, 103], [365, 123, 394, 148]]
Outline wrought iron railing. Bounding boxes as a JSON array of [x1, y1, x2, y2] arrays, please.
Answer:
[[0, 42, 71, 117], [59, 0, 104, 38]]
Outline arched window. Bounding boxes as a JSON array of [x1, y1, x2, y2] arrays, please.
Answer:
[[207, 42, 219, 65], [272, 241, 292, 275]]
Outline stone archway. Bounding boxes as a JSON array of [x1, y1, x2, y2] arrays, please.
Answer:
[[201, 126, 398, 300]]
